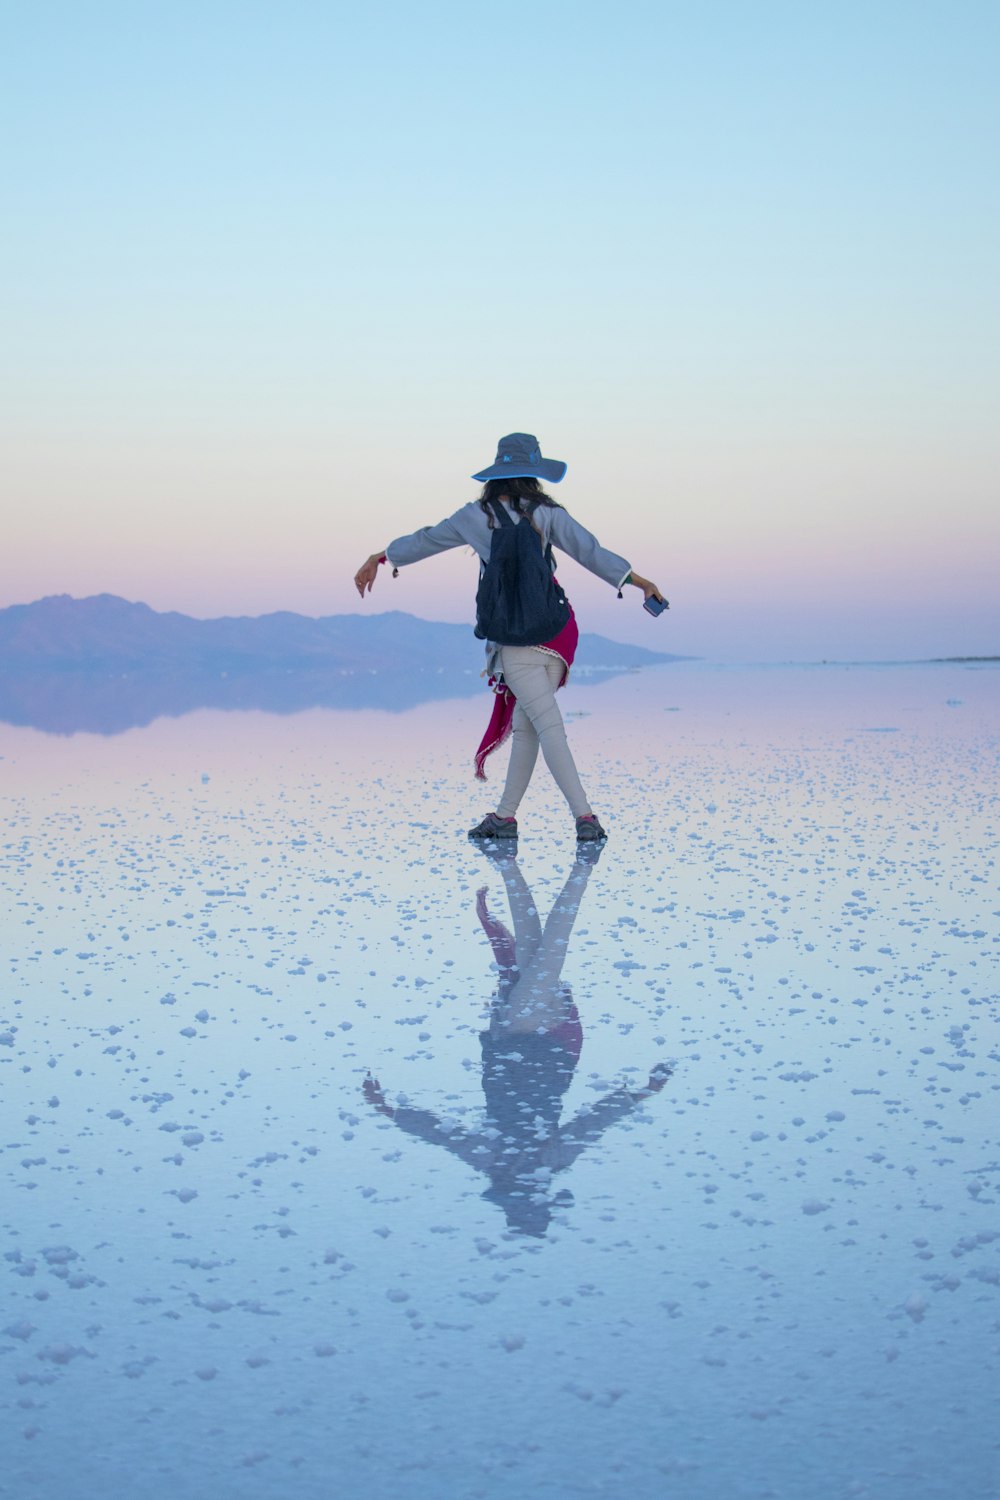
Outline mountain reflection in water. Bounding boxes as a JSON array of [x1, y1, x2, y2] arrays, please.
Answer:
[[0, 661, 663, 736], [0, 666, 481, 735]]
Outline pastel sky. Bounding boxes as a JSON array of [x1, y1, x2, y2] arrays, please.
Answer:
[[2, 0, 998, 661]]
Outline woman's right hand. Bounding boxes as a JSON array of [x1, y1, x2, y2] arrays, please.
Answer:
[[354, 553, 386, 597]]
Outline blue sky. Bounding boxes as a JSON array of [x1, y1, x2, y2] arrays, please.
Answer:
[[2, 0, 998, 659]]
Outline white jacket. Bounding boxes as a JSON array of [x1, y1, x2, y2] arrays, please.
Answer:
[[386, 498, 631, 592]]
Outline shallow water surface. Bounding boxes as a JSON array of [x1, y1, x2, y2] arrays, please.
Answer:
[[2, 663, 998, 1499]]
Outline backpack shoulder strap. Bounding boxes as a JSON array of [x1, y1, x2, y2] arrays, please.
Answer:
[[488, 497, 515, 528], [526, 500, 556, 568]]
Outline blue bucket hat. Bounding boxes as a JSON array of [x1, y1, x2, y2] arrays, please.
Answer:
[[472, 432, 567, 484]]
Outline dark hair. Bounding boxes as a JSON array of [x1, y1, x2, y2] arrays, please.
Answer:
[[478, 476, 563, 528]]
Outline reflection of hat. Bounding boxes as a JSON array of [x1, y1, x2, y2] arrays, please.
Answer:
[[472, 432, 567, 484]]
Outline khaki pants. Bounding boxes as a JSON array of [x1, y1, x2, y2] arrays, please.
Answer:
[[495, 646, 592, 820]]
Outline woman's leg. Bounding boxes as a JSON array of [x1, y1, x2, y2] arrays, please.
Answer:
[[495, 701, 540, 819], [496, 647, 592, 819]]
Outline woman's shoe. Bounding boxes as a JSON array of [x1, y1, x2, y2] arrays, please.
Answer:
[[576, 814, 607, 842], [468, 813, 518, 840]]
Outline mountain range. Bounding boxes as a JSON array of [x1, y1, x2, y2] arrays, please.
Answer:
[[0, 594, 685, 735]]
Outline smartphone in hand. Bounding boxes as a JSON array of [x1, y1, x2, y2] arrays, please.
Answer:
[[643, 595, 669, 617]]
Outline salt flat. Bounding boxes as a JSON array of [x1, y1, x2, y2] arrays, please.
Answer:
[[1, 661, 997, 1499]]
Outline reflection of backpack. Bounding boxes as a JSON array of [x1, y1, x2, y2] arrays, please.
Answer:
[[474, 498, 571, 646]]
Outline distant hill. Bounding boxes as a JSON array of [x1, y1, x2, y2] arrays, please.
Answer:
[[0, 594, 688, 735], [0, 593, 682, 673]]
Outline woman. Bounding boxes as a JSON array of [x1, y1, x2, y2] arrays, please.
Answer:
[[363, 851, 673, 1237], [353, 432, 666, 842]]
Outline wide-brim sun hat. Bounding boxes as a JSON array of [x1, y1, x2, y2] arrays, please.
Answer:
[[472, 432, 567, 484]]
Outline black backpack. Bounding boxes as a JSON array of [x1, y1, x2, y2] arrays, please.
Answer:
[[474, 498, 571, 646]]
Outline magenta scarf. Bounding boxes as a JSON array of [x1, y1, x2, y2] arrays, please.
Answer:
[[474, 609, 579, 780]]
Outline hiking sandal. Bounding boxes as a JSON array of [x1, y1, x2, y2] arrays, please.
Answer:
[[576, 814, 607, 842]]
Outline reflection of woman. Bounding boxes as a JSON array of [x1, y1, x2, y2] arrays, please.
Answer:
[[364, 852, 672, 1237], [353, 433, 666, 843]]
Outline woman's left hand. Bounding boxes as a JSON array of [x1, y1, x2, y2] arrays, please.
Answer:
[[629, 572, 667, 605], [354, 553, 385, 597]]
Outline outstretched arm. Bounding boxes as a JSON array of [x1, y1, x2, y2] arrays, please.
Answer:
[[556, 1062, 674, 1164], [547, 508, 631, 589], [362, 1076, 491, 1175], [354, 508, 472, 597], [547, 510, 666, 604]]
